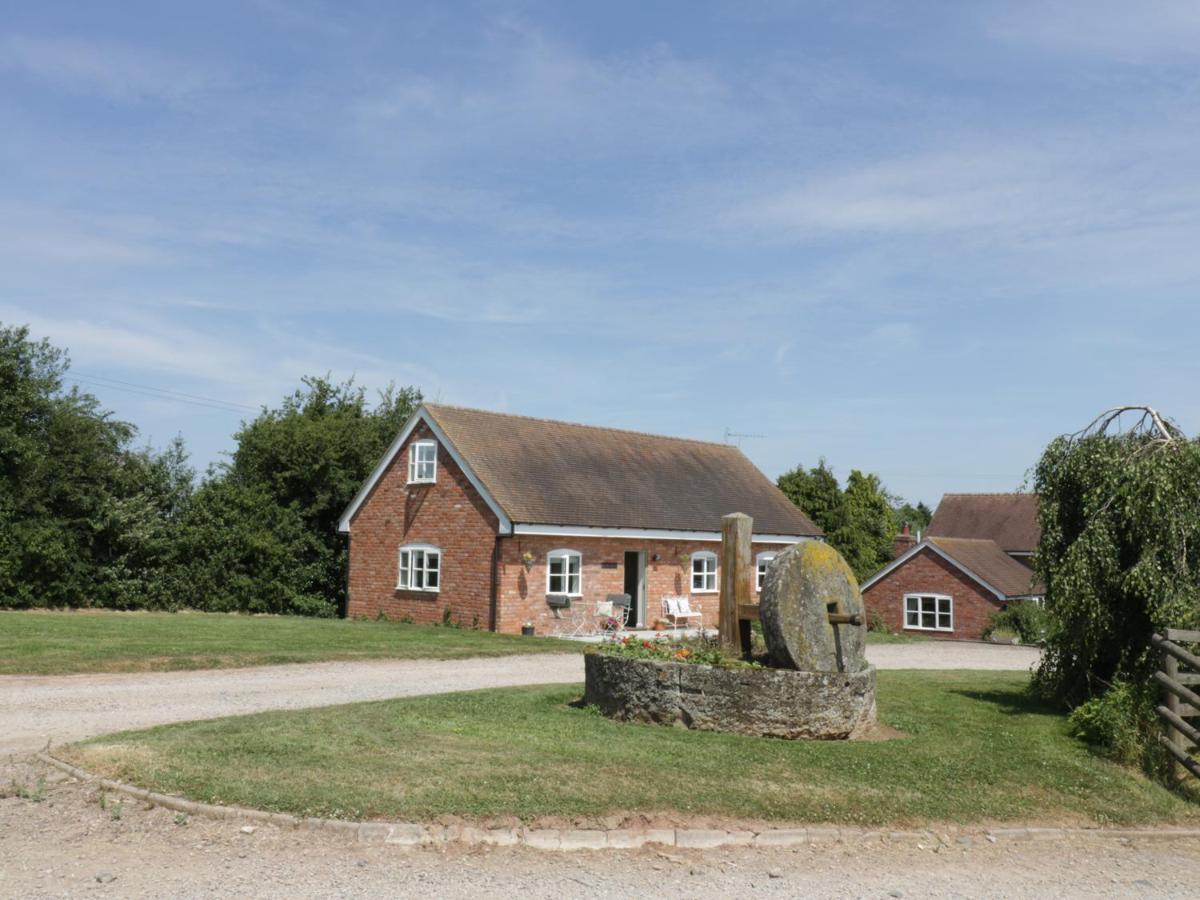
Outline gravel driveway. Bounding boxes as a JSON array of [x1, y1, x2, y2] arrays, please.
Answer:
[[0, 642, 1039, 755]]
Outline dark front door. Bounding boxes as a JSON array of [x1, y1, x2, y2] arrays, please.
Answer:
[[623, 551, 643, 627]]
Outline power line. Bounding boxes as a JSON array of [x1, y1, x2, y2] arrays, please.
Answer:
[[66, 375, 254, 416], [72, 371, 259, 412]]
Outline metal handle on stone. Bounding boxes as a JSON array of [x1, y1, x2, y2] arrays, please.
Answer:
[[827, 612, 863, 626]]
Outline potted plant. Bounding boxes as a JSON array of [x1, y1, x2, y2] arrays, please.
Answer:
[[677, 552, 691, 569], [521, 621, 535, 636], [653, 618, 669, 632], [521, 551, 535, 571]]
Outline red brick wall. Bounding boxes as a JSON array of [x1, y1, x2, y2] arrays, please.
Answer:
[[861, 546, 1003, 641], [495, 536, 796, 635], [346, 423, 500, 627]]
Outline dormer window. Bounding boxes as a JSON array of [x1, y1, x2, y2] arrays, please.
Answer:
[[408, 440, 437, 484]]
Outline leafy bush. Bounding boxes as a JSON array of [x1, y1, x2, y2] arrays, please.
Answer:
[[1067, 680, 1158, 768], [983, 602, 1049, 645]]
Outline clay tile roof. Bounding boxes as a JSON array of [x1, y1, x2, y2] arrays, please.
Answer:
[[423, 404, 822, 536], [927, 537, 1045, 598], [927, 493, 1040, 554]]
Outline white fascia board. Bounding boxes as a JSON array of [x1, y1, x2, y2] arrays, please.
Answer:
[[859, 540, 1007, 601], [336, 406, 512, 534], [509, 523, 814, 544]]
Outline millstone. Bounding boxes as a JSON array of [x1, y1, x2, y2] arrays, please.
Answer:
[[759, 541, 867, 672]]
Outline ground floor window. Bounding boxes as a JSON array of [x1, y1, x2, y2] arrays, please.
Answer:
[[691, 551, 717, 592], [398, 545, 441, 591], [904, 593, 952, 631], [547, 549, 582, 596], [755, 552, 776, 592]]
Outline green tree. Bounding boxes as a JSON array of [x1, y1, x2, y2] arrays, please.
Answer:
[[776, 461, 900, 582], [777, 459, 843, 534], [829, 470, 896, 582], [0, 323, 158, 608], [891, 500, 932, 535], [1033, 407, 1200, 772], [220, 376, 421, 615]]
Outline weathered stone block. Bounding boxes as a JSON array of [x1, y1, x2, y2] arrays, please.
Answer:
[[760, 541, 867, 673], [583, 654, 876, 740]]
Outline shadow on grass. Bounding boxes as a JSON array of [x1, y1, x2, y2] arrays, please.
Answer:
[[948, 687, 1060, 718]]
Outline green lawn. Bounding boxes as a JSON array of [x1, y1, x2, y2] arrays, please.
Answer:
[[62, 671, 1199, 827], [0, 610, 579, 675]]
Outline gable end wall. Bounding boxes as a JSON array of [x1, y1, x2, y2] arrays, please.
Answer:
[[346, 422, 499, 626], [862, 546, 1003, 641]]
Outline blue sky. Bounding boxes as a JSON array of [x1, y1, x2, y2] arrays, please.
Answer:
[[3, 1, 1199, 505]]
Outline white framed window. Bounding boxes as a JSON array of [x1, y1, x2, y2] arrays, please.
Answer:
[[755, 552, 777, 592], [547, 549, 582, 596], [904, 593, 952, 632], [691, 551, 718, 593], [398, 544, 441, 592], [408, 440, 437, 484]]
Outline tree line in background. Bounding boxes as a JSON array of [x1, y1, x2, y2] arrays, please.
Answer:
[[0, 323, 420, 616], [776, 459, 930, 582], [2, 322, 924, 616]]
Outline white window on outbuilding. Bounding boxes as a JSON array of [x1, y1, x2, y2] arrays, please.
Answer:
[[691, 551, 718, 593], [547, 549, 582, 596], [904, 593, 952, 632], [408, 440, 437, 484], [755, 552, 777, 592], [398, 544, 441, 592]]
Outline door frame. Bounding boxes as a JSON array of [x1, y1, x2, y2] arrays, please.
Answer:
[[623, 550, 647, 627]]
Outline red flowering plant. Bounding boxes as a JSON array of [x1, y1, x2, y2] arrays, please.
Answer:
[[592, 634, 757, 668]]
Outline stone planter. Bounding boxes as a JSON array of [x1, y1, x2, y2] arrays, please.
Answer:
[[583, 653, 877, 740]]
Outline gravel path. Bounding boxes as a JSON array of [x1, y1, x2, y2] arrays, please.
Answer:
[[0, 643, 1040, 755], [1, 757, 1194, 899]]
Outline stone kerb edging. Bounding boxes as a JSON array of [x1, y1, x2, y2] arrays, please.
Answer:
[[35, 752, 1200, 851]]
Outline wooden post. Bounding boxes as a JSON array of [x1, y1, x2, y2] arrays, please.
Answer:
[[1164, 639, 1186, 784], [720, 513, 753, 654]]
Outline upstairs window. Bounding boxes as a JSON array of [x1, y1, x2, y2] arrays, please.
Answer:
[[408, 440, 437, 484], [756, 552, 777, 592], [904, 594, 952, 632], [691, 551, 718, 593], [547, 549, 582, 596], [398, 545, 441, 592]]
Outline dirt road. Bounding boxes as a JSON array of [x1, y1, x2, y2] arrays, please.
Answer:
[[0, 643, 1040, 755]]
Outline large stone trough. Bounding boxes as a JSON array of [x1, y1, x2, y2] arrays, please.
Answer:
[[583, 652, 877, 740]]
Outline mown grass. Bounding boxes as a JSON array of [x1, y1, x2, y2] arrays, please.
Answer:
[[0, 610, 580, 675], [62, 671, 1200, 827]]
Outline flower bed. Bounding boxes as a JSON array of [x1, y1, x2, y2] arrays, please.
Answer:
[[592, 634, 760, 668]]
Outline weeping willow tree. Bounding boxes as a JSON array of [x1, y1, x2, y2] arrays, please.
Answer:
[[1033, 407, 1200, 768]]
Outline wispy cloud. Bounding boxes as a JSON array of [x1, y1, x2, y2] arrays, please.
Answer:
[[0, 34, 222, 103], [985, 0, 1200, 64]]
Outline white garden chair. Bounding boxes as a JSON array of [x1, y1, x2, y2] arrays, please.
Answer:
[[662, 595, 704, 632]]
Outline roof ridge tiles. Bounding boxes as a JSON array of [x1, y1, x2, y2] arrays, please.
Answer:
[[423, 403, 739, 450]]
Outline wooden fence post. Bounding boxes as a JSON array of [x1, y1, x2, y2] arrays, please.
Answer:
[[1164, 640, 1186, 784], [720, 513, 753, 654]]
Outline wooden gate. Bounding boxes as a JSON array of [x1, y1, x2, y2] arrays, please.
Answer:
[[1152, 628, 1200, 782]]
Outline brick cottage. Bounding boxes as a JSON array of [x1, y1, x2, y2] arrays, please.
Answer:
[[861, 493, 1044, 641], [337, 404, 823, 634]]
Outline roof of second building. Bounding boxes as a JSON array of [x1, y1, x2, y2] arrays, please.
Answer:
[[927, 537, 1044, 598], [927, 493, 1040, 553], [423, 404, 822, 536]]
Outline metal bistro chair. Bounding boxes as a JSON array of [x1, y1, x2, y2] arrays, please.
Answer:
[[607, 593, 632, 631], [547, 594, 586, 638]]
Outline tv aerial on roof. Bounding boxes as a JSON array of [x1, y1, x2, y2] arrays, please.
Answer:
[[723, 428, 766, 447]]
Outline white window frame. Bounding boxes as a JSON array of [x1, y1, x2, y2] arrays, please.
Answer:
[[755, 552, 777, 592], [407, 440, 437, 484], [903, 593, 953, 632], [691, 551, 718, 593], [546, 549, 582, 597], [397, 544, 441, 592]]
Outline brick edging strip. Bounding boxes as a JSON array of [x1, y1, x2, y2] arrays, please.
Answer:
[[35, 752, 1200, 851]]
